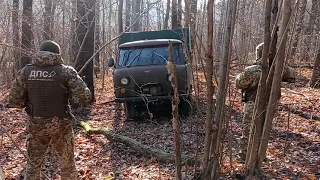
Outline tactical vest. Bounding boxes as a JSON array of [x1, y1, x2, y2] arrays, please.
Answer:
[[25, 64, 69, 118]]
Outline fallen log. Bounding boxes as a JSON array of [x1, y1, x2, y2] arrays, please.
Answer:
[[79, 121, 198, 165]]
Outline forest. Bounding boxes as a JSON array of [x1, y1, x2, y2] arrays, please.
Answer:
[[0, 0, 319, 179]]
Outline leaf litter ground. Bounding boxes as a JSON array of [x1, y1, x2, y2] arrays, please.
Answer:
[[0, 68, 319, 179]]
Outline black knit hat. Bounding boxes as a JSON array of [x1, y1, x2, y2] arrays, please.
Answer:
[[39, 40, 61, 54]]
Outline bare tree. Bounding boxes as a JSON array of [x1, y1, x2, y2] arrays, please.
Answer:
[[125, 0, 131, 30], [290, 0, 307, 58], [167, 41, 182, 180], [94, 0, 101, 73], [202, 0, 214, 177], [303, 0, 319, 60], [132, 0, 141, 31], [20, 0, 33, 69], [177, 0, 182, 27], [164, 0, 170, 29], [211, 0, 237, 179], [43, 0, 55, 40], [310, 46, 320, 87], [118, 0, 124, 33], [12, 0, 19, 74], [245, 0, 272, 175], [258, 0, 292, 169], [74, 0, 96, 102], [268, 0, 279, 67], [171, 0, 178, 29]]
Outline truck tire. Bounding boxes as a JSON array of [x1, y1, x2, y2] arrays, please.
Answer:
[[179, 96, 191, 117], [124, 102, 135, 120]]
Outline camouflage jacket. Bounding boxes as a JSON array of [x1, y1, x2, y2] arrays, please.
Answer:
[[235, 64, 296, 101], [7, 51, 91, 110]]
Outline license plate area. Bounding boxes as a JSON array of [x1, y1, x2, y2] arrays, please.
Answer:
[[137, 83, 164, 95]]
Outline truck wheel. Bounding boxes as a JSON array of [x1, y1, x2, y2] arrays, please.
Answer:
[[124, 102, 135, 120], [179, 96, 191, 117]]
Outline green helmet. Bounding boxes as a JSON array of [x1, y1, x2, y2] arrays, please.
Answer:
[[39, 40, 61, 54]]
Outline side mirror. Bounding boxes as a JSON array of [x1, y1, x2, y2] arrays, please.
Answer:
[[107, 58, 115, 67]]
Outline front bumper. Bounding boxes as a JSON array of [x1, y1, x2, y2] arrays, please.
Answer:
[[115, 94, 189, 102]]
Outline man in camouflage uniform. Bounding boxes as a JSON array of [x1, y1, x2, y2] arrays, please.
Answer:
[[235, 42, 296, 158], [4, 40, 91, 179]]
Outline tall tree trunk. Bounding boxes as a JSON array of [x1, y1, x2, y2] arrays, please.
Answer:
[[310, 46, 320, 88], [157, 1, 161, 30], [70, 0, 78, 65], [20, 0, 33, 69], [303, 0, 318, 61], [75, 0, 96, 103], [202, 0, 214, 177], [43, 0, 55, 40], [245, 0, 272, 175], [290, 0, 307, 58], [118, 0, 124, 33], [167, 41, 182, 180], [237, 0, 247, 64], [215, 0, 226, 61], [177, 0, 182, 27], [258, 0, 292, 169], [101, 0, 106, 88], [211, 0, 237, 179], [132, 0, 141, 31], [268, 0, 279, 67], [171, 0, 178, 29], [12, 0, 19, 75], [164, 0, 170, 29], [95, 0, 101, 70], [125, 0, 131, 31]]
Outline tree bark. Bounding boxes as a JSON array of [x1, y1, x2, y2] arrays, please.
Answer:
[[177, 0, 182, 28], [290, 0, 307, 58], [94, 0, 101, 73], [74, 0, 96, 103], [303, 0, 319, 60], [268, 0, 280, 67], [167, 41, 182, 180], [202, 0, 214, 177], [245, 0, 272, 175], [125, 0, 131, 31], [43, 0, 54, 40], [20, 0, 33, 69], [211, 0, 237, 179], [12, 0, 19, 75], [171, 0, 178, 29], [310, 46, 320, 88], [258, 0, 292, 169], [118, 0, 124, 34], [164, 0, 170, 29], [132, 0, 142, 31]]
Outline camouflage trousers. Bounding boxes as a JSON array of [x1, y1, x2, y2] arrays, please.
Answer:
[[24, 117, 77, 180], [240, 101, 255, 156]]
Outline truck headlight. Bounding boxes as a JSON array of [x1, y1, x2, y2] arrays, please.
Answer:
[[121, 77, 129, 85]]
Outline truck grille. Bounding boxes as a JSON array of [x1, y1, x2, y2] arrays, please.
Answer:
[[136, 83, 164, 95]]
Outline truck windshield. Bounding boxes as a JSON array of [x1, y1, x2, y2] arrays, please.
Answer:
[[118, 44, 185, 67]]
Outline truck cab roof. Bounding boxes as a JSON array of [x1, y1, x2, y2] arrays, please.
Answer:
[[119, 39, 183, 48]]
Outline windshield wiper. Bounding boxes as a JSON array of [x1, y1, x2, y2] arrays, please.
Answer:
[[121, 50, 133, 66], [154, 52, 167, 62], [126, 49, 143, 66]]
